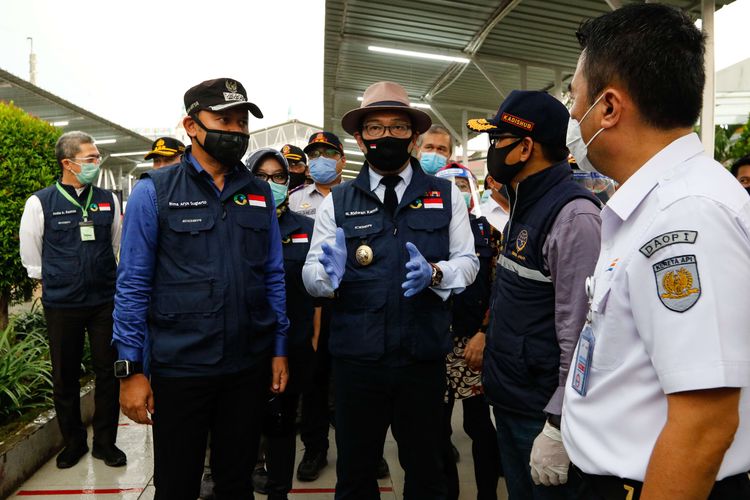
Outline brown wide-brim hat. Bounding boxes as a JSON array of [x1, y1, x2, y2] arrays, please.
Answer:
[[341, 81, 432, 136]]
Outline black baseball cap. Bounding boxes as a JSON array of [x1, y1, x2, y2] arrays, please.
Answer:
[[184, 78, 263, 118], [281, 144, 307, 164], [303, 131, 344, 155], [467, 90, 569, 149], [144, 137, 186, 160]]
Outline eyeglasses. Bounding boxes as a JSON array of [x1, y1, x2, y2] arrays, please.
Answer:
[[254, 172, 289, 184], [362, 123, 412, 138], [68, 155, 104, 165], [307, 149, 342, 160], [489, 135, 521, 147], [287, 160, 306, 169]]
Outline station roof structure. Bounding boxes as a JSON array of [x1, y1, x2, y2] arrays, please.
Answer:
[[323, 0, 735, 169]]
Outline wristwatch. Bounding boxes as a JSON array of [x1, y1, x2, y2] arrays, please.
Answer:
[[114, 360, 143, 379], [429, 263, 443, 287]]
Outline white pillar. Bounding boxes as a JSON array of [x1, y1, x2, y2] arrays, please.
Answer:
[[461, 109, 469, 164], [520, 64, 528, 90], [701, 0, 715, 155], [554, 69, 563, 101]]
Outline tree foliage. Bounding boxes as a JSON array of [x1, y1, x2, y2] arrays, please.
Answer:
[[0, 102, 61, 327]]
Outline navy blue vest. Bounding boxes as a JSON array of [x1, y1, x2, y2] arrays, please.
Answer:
[[451, 215, 493, 339], [36, 183, 116, 308], [144, 154, 277, 376], [483, 162, 599, 416], [278, 209, 315, 348], [331, 160, 453, 363]]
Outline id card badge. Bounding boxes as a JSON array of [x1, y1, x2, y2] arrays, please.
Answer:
[[79, 220, 95, 242], [571, 324, 595, 396]]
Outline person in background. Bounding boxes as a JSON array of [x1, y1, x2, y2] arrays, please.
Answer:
[[436, 163, 502, 500], [288, 132, 346, 218], [114, 77, 289, 499], [19, 131, 124, 469], [144, 136, 186, 169], [417, 124, 453, 175], [479, 174, 510, 232], [730, 154, 750, 195], [467, 90, 602, 499], [246, 147, 318, 500], [563, 4, 750, 498], [281, 144, 310, 191]]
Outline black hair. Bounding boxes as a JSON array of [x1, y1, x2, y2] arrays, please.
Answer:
[[538, 142, 569, 163], [731, 155, 750, 177], [576, 3, 705, 129]]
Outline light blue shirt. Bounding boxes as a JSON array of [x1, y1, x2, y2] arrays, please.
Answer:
[[302, 164, 479, 300]]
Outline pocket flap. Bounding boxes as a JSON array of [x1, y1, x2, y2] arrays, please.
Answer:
[[341, 217, 382, 238], [153, 280, 224, 315], [167, 212, 215, 233], [406, 213, 450, 231], [235, 211, 270, 231]]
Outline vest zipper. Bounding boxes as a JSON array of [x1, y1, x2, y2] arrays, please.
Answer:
[[505, 183, 520, 253]]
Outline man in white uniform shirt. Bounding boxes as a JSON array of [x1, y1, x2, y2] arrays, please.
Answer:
[[562, 4, 750, 499]]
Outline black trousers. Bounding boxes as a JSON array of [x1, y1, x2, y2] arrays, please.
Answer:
[[333, 357, 448, 500], [443, 395, 502, 500], [151, 364, 266, 500], [44, 302, 119, 448], [300, 306, 332, 455]]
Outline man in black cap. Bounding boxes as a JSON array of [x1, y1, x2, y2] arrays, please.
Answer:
[[281, 144, 310, 191], [289, 131, 347, 218], [303, 81, 479, 499], [113, 77, 289, 499], [466, 90, 601, 499], [145, 137, 186, 169]]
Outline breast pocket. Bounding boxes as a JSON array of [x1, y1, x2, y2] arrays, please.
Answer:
[[341, 217, 383, 267], [235, 211, 270, 265], [589, 286, 626, 371], [47, 216, 79, 245], [166, 212, 215, 262], [406, 213, 450, 262]]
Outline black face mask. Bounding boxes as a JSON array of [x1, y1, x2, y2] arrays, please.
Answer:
[[362, 136, 413, 172], [288, 171, 307, 191], [486, 139, 525, 185], [193, 115, 250, 166], [745, 187, 750, 197]]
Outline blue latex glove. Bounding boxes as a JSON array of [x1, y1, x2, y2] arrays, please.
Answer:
[[319, 227, 347, 290], [402, 242, 432, 297]]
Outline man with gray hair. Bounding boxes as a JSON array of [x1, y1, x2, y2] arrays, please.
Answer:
[[417, 124, 453, 175], [19, 131, 124, 469]]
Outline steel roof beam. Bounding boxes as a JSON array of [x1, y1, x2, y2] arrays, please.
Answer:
[[604, 0, 622, 9]]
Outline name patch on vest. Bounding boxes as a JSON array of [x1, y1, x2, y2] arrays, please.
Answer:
[[52, 209, 78, 216], [345, 208, 379, 217], [168, 199, 209, 208]]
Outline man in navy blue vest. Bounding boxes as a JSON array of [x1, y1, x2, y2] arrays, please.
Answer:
[[303, 81, 479, 500], [466, 91, 602, 499], [112, 78, 289, 500], [19, 131, 124, 469]]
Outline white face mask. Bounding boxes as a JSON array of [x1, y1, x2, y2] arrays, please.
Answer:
[[566, 93, 606, 173]]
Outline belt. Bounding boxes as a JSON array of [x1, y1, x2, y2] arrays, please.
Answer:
[[573, 465, 750, 500]]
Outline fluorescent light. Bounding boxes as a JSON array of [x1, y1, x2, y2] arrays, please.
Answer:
[[111, 151, 150, 157], [136, 162, 152, 168], [342, 169, 361, 175], [344, 149, 364, 156], [342, 174, 357, 180], [95, 138, 117, 145], [344, 138, 357, 144], [368, 45, 470, 64], [357, 96, 364, 102], [50, 121, 69, 127]]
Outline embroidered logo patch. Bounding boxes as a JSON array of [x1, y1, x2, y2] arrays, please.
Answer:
[[516, 229, 528, 253], [639, 230, 698, 258], [653, 254, 701, 312]]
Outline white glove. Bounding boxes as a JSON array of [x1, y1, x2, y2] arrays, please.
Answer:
[[530, 420, 570, 486]]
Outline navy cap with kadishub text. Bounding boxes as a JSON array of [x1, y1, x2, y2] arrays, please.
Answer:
[[303, 131, 344, 155], [183, 77, 263, 118], [466, 90, 569, 149]]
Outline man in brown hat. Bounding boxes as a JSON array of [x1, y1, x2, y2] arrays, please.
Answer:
[[303, 81, 479, 499]]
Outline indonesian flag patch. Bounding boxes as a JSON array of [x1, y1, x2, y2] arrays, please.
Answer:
[[248, 194, 266, 207], [98, 202, 111, 211], [291, 233, 309, 244], [423, 198, 444, 209]]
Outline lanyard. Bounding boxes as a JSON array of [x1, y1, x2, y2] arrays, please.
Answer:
[[55, 182, 94, 220]]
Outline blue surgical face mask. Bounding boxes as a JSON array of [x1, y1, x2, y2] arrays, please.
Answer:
[[480, 189, 492, 204], [309, 157, 339, 184], [269, 182, 288, 208], [420, 151, 448, 175], [462, 192, 471, 208], [71, 161, 100, 185]]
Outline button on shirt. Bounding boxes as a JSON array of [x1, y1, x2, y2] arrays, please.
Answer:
[[289, 183, 327, 217], [562, 133, 750, 480], [302, 164, 479, 300]]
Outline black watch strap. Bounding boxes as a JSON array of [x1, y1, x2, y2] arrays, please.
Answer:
[[114, 360, 143, 378]]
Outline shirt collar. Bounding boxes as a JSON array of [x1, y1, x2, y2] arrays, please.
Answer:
[[368, 163, 413, 192], [605, 132, 704, 222]]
